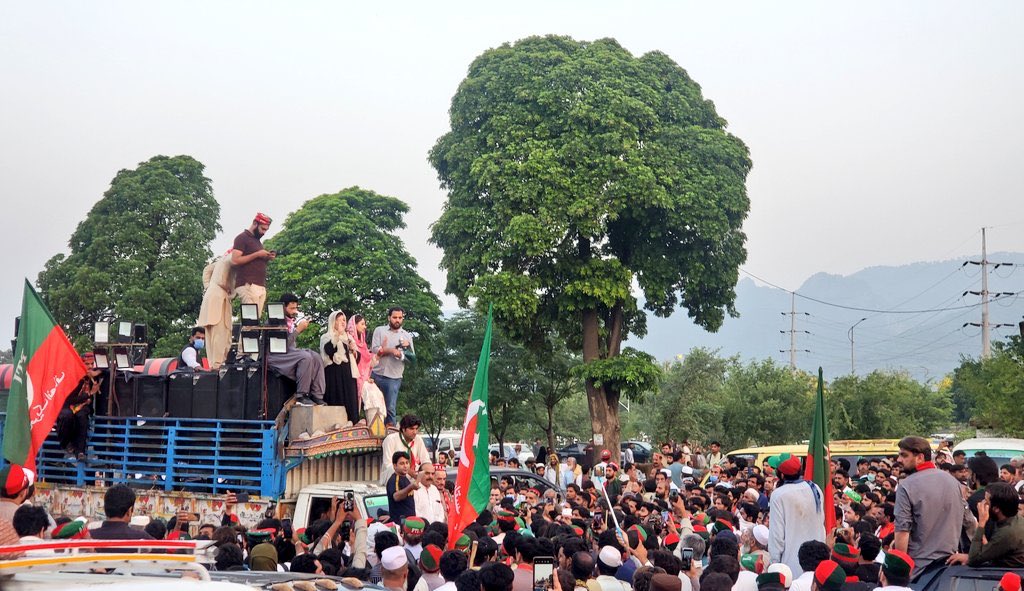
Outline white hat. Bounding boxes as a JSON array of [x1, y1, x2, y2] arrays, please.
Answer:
[[130, 515, 151, 527], [766, 563, 793, 588], [381, 546, 408, 570], [753, 524, 770, 547], [598, 545, 623, 568], [681, 466, 694, 476]]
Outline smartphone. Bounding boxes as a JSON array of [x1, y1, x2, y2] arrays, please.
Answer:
[[533, 556, 555, 591], [235, 492, 250, 504], [681, 547, 694, 570], [344, 492, 355, 512]]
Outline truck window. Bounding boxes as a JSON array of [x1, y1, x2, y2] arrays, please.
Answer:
[[308, 496, 334, 525], [364, 495, 389, 518]]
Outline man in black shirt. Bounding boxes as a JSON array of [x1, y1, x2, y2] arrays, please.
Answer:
[[56, 353, 102, 461], [387, 451, 419, 524], [91, 484, 154, 544]]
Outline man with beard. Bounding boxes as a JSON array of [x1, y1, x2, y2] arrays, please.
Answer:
[[893, 436, 969, 576], [268, 293, 326, 406], [231, 212, 276, 316], [371, 306, 416, 426]]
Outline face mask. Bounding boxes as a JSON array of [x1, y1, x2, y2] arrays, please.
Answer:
[[194, 339, 205, 350], [709, 475, 719, 483]]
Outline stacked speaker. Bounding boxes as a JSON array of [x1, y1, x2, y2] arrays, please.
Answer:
[[110, 363, 294, 420]]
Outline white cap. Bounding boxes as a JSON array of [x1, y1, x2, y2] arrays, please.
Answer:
[[753, 524, 770, 547], [681, 465, 694, 476], [381, 546, 408, 570], [130, 515, 150, 527], [598, 545, 623, 568], [766, 563, 793, 588]]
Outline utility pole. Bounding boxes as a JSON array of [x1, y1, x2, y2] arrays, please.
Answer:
[[848, 317, 867, 374], [780, 292, 810, 371], [964, 228, 1016, 359], [981, 227, 990, 358]]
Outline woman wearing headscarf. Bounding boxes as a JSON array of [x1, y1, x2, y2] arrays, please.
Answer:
[[347, 314, 374, 400], [321, 310, 360, 423]]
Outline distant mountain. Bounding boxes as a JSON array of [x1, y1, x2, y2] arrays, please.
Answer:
[[630, 252, 1024, 382]]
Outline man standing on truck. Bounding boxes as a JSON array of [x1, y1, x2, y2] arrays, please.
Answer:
[[231, 212, 275, 316], [371, 307, 415, 427], [893, 435, 970, 576], [381, 414, 431, 485]]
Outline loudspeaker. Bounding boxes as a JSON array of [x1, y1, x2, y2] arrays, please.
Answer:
[[135, 375, 166, 417], [217, 365, 247, 420], [113, 371, 136, 416], [192, 372, 218, 419], [167, 372, 193, 417], [243, 366, 262, 420]]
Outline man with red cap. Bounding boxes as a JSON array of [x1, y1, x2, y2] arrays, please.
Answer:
[[875, 550, 914, 591], [769, 454, 825, 578], [231, 212, 276, 316], [0, 464, 35, 525]]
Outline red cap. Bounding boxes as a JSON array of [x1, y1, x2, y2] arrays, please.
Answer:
[[1000, 573, 1022, 591], [253, 212, 272, 225], [601, 450, 612, 461]]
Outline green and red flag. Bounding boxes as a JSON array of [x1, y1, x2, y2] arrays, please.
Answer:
[[3, 280, 86, 471], [804, 367, 836, 531], [448, 305, 493, 548]]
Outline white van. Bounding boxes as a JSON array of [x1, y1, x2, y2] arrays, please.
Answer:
[[423, 430, 462, 459], [291, 481, 388, 530], [953, 438, 1024, 467]]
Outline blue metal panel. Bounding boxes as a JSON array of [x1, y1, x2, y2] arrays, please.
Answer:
[[0, 414, 285, 498]]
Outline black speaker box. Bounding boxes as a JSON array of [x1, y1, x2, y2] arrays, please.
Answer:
[[135, 375, 166, 417], [243, 366, 263, 420], [166, 372, 193, 418], [217, 365, 247, 420], [192, 372, 219, 419], [113, 371, 136, 416]]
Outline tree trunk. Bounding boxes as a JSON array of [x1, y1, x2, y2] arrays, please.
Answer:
[[582, 308, 623, 468], [545, 402, 557, 463]]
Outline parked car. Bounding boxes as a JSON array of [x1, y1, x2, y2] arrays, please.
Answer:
[[489, 443, 535, 464], [622, 440, 653, 463], [445, 467, 564, 495], [557, 442, 593, 464]]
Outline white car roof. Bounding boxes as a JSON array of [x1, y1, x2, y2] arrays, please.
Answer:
[[953, 438, 1024, 453], [298, 481, 385, 496]]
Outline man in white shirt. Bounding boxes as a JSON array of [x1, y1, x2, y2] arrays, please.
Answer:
[[875, 550, 915, 591], [178, 327, 205, 369], [381, 414, 432, 485], [413, 463, 446, 524], [789, 541, 830, 591], [769, 455, 825, 577]]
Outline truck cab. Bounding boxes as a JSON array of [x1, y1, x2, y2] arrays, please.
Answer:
[[290, 481, 388, 530]]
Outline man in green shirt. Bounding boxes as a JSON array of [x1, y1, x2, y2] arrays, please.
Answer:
[[947, 481, 1024, 568]]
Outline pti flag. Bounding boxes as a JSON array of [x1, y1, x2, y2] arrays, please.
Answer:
[[2, 280, 86, 471], [448, 306, 493, 548], [804, 367, 836, 531]]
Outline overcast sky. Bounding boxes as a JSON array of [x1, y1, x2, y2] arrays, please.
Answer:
[[2, 1, 1022, 340]]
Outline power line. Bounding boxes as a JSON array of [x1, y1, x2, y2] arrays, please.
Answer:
[[739, 268, 1024, 314]]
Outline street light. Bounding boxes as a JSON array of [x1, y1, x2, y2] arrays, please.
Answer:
[[848, 317, 868, 374]]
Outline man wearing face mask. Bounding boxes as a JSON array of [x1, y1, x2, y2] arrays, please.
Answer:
[[231, 212, 276, 316], [179, 327, 206, 369]]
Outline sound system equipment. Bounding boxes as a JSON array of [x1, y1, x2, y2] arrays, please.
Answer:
[[192, 372, 219, 419], [166, 372, 193, 418], [218, 365, 247, 420], [135, 375, 167, 417], [113, 371, 136, 416]]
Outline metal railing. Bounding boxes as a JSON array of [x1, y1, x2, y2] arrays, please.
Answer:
[[0, 414, 285, 497]]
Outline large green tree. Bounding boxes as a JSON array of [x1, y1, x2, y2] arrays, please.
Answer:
[[429, 36, 752, 457], [646, 348, 731, 444], [37, 155, 220, 355]]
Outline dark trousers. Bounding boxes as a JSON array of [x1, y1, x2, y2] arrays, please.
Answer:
[[56, 407, 90, 454]]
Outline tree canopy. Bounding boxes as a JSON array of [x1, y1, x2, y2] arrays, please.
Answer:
[[264, 186, 443, 357], [37, 155, 220, 355], [429, 35, 752, 456], [950, 337, 1024, 434]]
